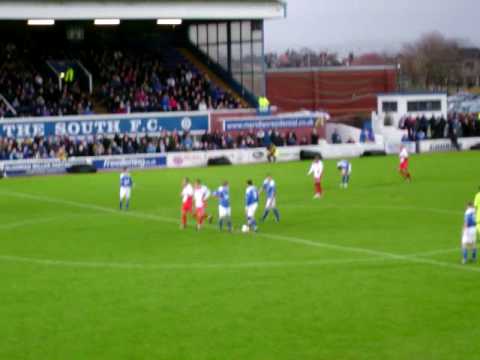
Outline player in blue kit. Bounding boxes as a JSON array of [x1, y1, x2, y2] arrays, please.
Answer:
[[245, 179, 259, 232], [260, 175, 280, 222], [462, 201, 477, 264], [119, 167, 133, 210], [213, 181, 232, 232], [337, 159, 352, 188]]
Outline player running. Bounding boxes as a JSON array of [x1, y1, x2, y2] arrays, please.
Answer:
[[336, 159, 352, 188], [260, 175, 280, 222], [180, 178, 194, 229], [119, 167, 133, 210], [213, 181, 232, 232], [307, 156, 324, 199], [193, 179, 212, 231], [461, 202, 477, 264], [399, 145, 412, 182], [245, 179, 259, 232]]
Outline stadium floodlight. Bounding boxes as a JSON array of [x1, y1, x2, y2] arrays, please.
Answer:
[[94, 19, 120, 26], [27, 19, 55, 26], [156, 19, 182, 26]]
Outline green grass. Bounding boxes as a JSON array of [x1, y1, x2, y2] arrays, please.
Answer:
[[1, 151, 479, 360]]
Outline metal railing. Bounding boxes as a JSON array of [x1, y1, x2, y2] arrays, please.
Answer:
[[0, 93, 17, 117]]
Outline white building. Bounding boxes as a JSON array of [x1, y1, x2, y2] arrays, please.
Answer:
[[372, 92, 448, 142]]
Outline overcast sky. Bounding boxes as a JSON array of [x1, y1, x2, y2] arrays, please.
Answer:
[[264, 0, 478, 55]]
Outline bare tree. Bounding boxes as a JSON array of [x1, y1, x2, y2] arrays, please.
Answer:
[[399, 32, 462, 89], [265, 48, 341, 68]]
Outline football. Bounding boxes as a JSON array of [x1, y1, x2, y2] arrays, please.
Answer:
[[241, 224, 250, 233]]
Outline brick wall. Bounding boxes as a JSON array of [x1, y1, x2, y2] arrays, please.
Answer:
[[266, 66, 397, 116]]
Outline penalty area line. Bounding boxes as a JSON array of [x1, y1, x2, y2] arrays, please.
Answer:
[[256, 232, 480, 274], [1, 190, 477, 274]]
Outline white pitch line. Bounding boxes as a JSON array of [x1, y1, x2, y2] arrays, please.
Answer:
[[407, 248, 458, 258], [0, 213, 119, 231], [0, 191, 178, 225], [0, 254, 393, 271], [257, 232, 480, 273], [0, 216, 63, 230], [283, 203, 461, 216], [1, 190, 478, 274]]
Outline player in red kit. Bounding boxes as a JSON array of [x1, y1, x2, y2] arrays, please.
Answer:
[[399, 145, 412, 182], [193, 179, 212, 230], [307, 156, 324, 198], [180, 178, 194, 229]]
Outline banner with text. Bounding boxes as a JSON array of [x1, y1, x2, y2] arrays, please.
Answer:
[[91, 154, 166, 170], [0, 159, 86, 177], [418, 137, 480, 153], [223, 115, 319, 132], [0, 154, 167, 176], [0, 112, 209, 139]]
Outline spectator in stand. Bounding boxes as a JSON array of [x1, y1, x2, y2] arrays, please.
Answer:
[[359, 129, 367, 143], [286, 131, 297, 146], [311, 128, 319, 145], [405, 116, 416, 141], [416, 130, 426, 141], [331, 129, 342, 144], [271, 130, 284, 147], [367, 129, 375, 142], [264, 130, 273, 147], [476, 113, 480, 136], [198, 99, 207, 111], [448, 116, 461, 150], [419, 115, 428, 137]]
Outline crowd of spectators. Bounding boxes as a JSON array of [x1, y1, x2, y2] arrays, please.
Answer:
[[201, 128, 318, 150], [0, 129, 320, 161], [399, 113, 480, 141], [0, 43, 93, 118], [1, 44, 242, 119], [90, 50, 241, 114]]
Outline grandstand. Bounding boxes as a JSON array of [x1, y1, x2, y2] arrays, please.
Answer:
[[0, 0, 286, 117]]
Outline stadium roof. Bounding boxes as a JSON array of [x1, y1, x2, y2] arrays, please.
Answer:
[[0, 1, 286, 20]]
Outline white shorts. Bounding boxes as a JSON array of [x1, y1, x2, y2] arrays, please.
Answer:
[[265, 197, 276, 209], [120, 187, 131, 200], [462, 227, 477, 246], [246, 203, 258, 218], [219, 206, 231, 218]]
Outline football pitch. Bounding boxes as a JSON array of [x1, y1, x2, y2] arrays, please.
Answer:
[[1, 151, 479, 360]]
